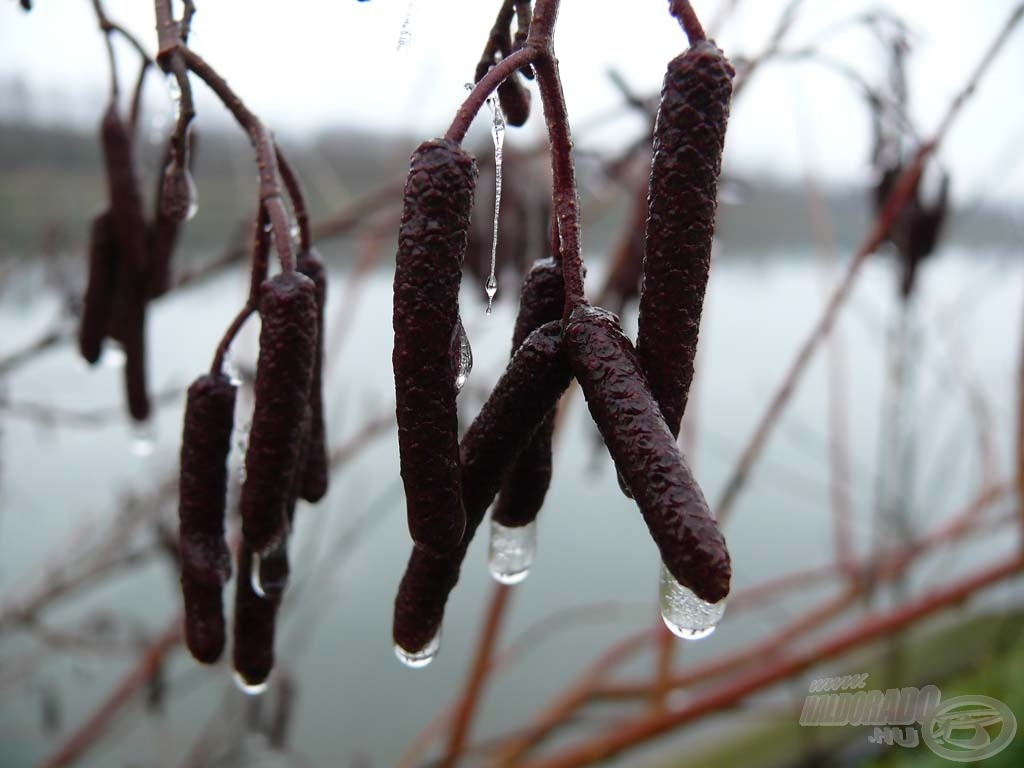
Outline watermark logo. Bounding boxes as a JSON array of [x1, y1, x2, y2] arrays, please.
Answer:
[[799, 675, 1016, 762]]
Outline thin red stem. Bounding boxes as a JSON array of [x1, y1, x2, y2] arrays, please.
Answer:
[[441, 584, 514, 767], [668, 0, 707, 43]]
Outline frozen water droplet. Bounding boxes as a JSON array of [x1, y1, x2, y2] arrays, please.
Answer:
[[659, 563, 725, 640], [289, 223, 300, 245], [223, 353, 242, 387], [485, 275, 498, 315], [396, 0, 416, 52], [263, 222, 273, 234], [100, 344, 126, 369], [450, 320, 473, 393], [488, 520, 537, 585], [183, 169, 198, 221], [250, 545, 288, 600], [130, 421, 156, 457], [250, 551, 267, 598], [484, 95, 505, 315], [394, 630, 440, 668], [232, 670, 268, 696]]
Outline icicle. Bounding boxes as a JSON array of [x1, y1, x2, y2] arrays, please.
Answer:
[[659, 563, 726, 640], [488, 519, 537, 585], [484, 93, 506, 315], [396, 0, 416, 52]]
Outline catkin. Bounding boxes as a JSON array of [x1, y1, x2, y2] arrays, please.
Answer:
[[78, 212, 118, 365], [565, 305, 730, 603], [296, 249, 329, 503], [232, 542, 285, 689], [393, 139, 478, 555], [100, 103, 149, 276], [394, 321, 571, 652], [240, 272, 318, 555], [498, 77, 531, 128], [178, 373, 236, 663], [636, 40, 733, 437], [492, 258, 564, 528]]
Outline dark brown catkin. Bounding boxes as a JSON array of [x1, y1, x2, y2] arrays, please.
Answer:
[[498, 76, 531, 128], [78, 212, 118, 365], [492, 258, 564, 528], [295, 249, 329, 503], [100, 102, 153, 420], [394, 321, 572, 653], [240, 272, 318, 555], [636, 40, 734, 437], [178, 373, 236, 663], [393, 139, 478, 555], [565, 305, 730, 603], [100, 102, 149, 277], [233, 542, 285, 689]]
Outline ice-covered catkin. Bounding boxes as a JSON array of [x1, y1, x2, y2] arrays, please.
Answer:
[[178, 373, 236, 663], [566, 305, 730, 603], [78, 212, 118, 365], [240, 272, 318, 555], [492, 259, 564, 528], [233, 542, 285, 689], [394, 321, 571, 653], [636, 40, 734, 437], [295, 249, 329, 503], [393, 139, 478, 554]]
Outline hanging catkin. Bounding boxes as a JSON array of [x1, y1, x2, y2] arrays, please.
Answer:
[[566, 305, 730, 603], [394, 321, 571, 653], [78, 212, 118, 365], [178, 373, 236, 663], [393, 139, 478, 555], [232, 542, 284, 689], [240, 272, 318, 555], [636, 39, 733, 437], [491, 258, 564, 528], [296, 248, 329, 503], [100, 102, 152, 420]]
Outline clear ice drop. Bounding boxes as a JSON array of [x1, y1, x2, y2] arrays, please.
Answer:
[[659, 563, 725, 640], [394, 631, 440, 669], [488, 520, 537, 585], [232, 670, 268, 696], [130, 421, 156, 457], [451, 320, 473, 393]]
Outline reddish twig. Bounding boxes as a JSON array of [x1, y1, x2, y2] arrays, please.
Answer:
[[40, 616, 183, 768], [441, 584, 514, 767], [517, 554, 1023, 768]]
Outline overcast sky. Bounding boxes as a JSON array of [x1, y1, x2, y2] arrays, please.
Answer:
[[2, 0, 1023, 203]]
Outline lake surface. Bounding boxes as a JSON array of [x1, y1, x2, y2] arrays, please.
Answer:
[[0, 245, 1019, 767]]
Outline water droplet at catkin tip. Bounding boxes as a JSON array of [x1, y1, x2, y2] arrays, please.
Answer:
[[232, 670, 268, 696], [394, 630, 440, 668], [659, 563, 725, 640], [488, 519, 537, 585]]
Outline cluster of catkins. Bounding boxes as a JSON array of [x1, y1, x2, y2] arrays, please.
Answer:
[[177, 223, 329, 689], [391, 33, 736, 661], [77, 97, 192, 421]]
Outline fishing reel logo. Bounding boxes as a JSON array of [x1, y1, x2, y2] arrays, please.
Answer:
[[800, 676, 1016, 762]]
